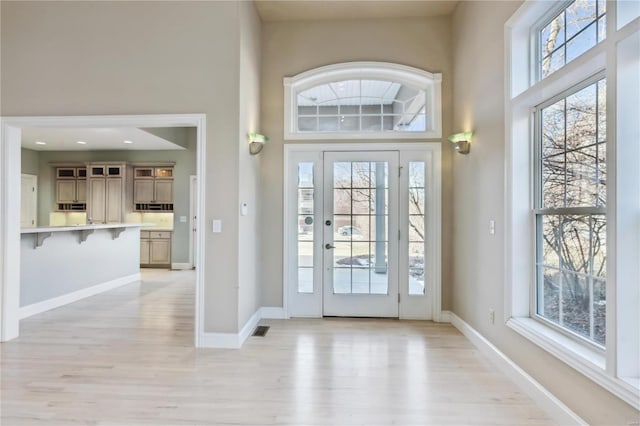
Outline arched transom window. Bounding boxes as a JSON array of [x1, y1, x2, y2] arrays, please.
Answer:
[[284, 62, 442, 140]]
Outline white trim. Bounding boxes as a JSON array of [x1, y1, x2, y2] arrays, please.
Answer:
[[171, 263, 193, 270], [199, 308, 262, 349], [0, 114, 206, 348], [449, 312, 588, 426], [508, 317, 640, 410], [438, 310, 451, 323], [283, 62, 442, 140], [189, 174, 197, 269], [19, 273, 140, 319], [261, 306, 287, 319], [283, 142, 443, 321], [194, 118, 206, 348], [199, 332, 241, 349]]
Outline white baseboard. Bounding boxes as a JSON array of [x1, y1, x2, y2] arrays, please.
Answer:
[[199, 308, 262, 349], [261, 306, 287, 319], [437, 310, 452, 323], [198, 332, 240, 349], [238, 308, 262, 345], [171, 263, 193, 270], [448, 312, 587, 426], [19, 273, 141, 320]]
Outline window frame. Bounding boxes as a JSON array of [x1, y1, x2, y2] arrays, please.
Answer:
[[533, 0, 607, 82], [283, 62, 442, 140], [531, 72, 608, 351], [505, 1, 640, 410]]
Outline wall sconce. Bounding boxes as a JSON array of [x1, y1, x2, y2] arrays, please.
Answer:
[[448, 131, 473, 154], [248, 133, 269, 155]]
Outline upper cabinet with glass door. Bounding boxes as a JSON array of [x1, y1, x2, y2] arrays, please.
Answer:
[[284, 62, 442, 140]]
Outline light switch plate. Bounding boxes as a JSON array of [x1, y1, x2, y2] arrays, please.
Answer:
[[212, 220, 222, 233], [489, 220, 496, 235], [180, 216, 187, 223]]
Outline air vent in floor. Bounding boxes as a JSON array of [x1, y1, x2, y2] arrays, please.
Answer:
[[252, 325, 270, 337]]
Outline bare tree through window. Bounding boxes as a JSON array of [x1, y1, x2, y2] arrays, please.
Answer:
[[540, 0, 606, 78], [537, 78, 606, 346]]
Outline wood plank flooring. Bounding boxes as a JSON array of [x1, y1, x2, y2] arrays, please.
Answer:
[[1, 269, 555, 425]]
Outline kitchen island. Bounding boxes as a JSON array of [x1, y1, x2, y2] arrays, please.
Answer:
[[20, 223, 143, 318]]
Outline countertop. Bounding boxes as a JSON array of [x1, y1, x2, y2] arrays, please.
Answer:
[[21, 223, 152, 234]]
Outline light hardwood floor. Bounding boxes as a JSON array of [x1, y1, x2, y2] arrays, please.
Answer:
[[1, 270, 555, 425]]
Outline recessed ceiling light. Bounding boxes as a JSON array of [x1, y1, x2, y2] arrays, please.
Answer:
[[76, 141, 87, 145], [123, 140, 133, 144], [35, 141, 47, 145]]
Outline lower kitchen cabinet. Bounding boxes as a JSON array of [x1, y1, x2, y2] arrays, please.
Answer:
[[140, 230, 171, 267]]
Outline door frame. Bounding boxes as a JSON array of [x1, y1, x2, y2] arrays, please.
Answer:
[[189, 174, 197, 269], [283, 142, 443, 321], [0, 114, 206, 345]]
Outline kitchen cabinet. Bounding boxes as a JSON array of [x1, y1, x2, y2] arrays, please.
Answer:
[[135, 180, 173, 203], [140, 230, 171, 267], [133, 164, 174, 211], [87, 162, 129, 224], [54, 166, 87, 210]]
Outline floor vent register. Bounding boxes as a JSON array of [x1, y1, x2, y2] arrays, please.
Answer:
[[252, 325, 270, 337]]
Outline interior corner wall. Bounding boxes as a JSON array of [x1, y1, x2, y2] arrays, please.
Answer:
[[1, 1, 241, 334], [259, 16, 455, 312], [451, 1, 639, 424], [237, 1, 263, 329]]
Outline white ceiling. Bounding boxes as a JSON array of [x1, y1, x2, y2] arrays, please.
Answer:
[[255, 0, 459, 22], [21, 128, 186, 151]]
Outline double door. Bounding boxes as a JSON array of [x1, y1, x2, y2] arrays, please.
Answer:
[[88, 178, 122, 224]]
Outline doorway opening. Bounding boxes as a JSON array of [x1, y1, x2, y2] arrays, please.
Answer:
[[1, 114, 206, 345], [284, 142, 442, 320]]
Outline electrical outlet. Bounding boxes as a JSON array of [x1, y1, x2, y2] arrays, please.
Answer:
[[489, 309, 495, 325]]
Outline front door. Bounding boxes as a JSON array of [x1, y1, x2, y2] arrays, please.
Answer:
[[322, 151, 399, 317]]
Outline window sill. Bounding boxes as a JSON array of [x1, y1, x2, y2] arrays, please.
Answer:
[[507, 317, 640, 410]]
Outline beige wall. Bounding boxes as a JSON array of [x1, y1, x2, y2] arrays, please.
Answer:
[[237, 2, 263, 328], [1, 1, 245, 333], [451, 2, 639, 424], [259, 16, 455, 310], [20, 148, 39, 176]]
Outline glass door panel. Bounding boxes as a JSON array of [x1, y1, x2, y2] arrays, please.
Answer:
[[323, 151, 399, 317]]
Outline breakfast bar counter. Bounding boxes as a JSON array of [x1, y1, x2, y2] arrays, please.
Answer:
[[20, 223, 144, 317]]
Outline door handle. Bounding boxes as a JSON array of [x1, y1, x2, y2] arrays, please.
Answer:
[[325, 243, 335, 249]]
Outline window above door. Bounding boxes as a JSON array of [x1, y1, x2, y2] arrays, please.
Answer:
[[284, 62, 442, 140]]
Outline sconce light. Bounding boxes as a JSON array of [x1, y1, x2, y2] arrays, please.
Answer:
[[448, 131, 473, 154], [248, 133, 269, 155]]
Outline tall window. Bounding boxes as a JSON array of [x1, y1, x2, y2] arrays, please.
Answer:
[[535, 77, 606, 346], [297, 163, 314, 293], [507, 0, 640, 409], [408, 162, 426, 295]]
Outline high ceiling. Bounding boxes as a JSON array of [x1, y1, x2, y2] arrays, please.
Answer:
[[255, 0, 459, 22]]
